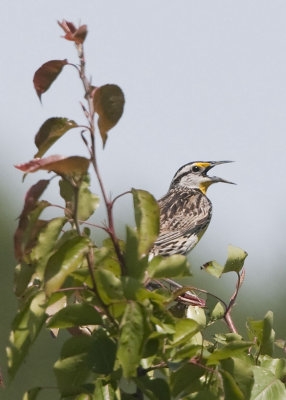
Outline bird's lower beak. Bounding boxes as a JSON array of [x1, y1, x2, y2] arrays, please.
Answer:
[[207, 161, 235, 185], [210, 176, 236, 185]]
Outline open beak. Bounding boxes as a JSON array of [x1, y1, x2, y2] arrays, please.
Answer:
[[206, 161, 236, 185]]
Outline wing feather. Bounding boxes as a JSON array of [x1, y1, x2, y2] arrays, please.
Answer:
[[153, 188, 212, 250]]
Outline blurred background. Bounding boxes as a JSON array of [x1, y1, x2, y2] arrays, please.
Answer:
[[1, 0, 286, 398]]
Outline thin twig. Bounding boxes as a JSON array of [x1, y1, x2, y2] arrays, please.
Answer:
[[54, 285, 92, 293], [141, 362, 168, 375], [223, 268, 246, 333], [73, 185, 82, 236], [69, 219, 108, 231], [163, 278, 228, 309], [111, 190, 132, 207], [75, 41, 126, 275]]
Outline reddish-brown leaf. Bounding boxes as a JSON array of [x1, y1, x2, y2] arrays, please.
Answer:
[[23, 180, 50, 214], [34, 117, 78, 158], [58, 20, 77, 35], [93, 84, 125, 147], [15, 155, 90, 176], [33, 59, 68, 100], [14, 180, 50, 260], [58, 20, 88, 44]]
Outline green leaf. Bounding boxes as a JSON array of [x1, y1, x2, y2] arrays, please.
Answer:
[[142, 337, 160, 358], [122, 277, 142, 300], [45, 294, 67, 337], [170, 363, 205, 398], [223, 245, 248, 274], [173, 344, 202, 361], [136, 286, 170, 304], [14, 263, 34, 298], [148, 254, 189, 278], [172, 318, 200, 346], [221, 370, 245, 400], [75, 394, 94, 400], [275, 339, 286, 351], [54, 353, 91, 396], [125, 226, 148, 280], [44, 236, 90, 296], [22, 387, 42, 400], [93, 246, 121, 276], [87, 329, 116, 374], [247, 311, 275, 356], [30, 217, 67, 279], [190, 389, 219, 400], [7, 291, 47, 378], [93, 380, 116, 400], [203, 245, 247, 278], [187, 306, 207, 326], [202, 260, 224, 278], [34, 117, 78, 158], [215, 333, 244, 344], [61, 335, 94, 358], [54, 335, 100, 396], [250, 367, 286, 400], [94, 268, 124, 304], [47, 303, 102, 328], [260, 356, 286, 380], [57, 331, 116, 382], [150, 302, 176, 334], [207, 341, 253, 365], [210, 301, 225, 321], [93, 84, 125, 147], [131, 188, 159, 256], [117, 302, 146, 377], [136, 376, 171, 400], [59, 176, 99, 221], [221, 358, 254, 400]]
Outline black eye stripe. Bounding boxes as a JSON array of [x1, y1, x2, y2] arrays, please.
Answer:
[[172, 171, 190, 185]]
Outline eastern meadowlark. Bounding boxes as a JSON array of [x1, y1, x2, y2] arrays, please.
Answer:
[[151, 161, 234, 257]]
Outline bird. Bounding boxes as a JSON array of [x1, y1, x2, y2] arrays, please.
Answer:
[[150, 161, 234, 257]]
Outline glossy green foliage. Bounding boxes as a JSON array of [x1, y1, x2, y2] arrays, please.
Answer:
[[44, 236, 90, 296], [204, 245, 248, 278], [47, 303, 103, 328], [7, 292, 48, 378], [59, 176, 99, 221], [247, 311, 275, 357], [131, 188, 160, 256], [117, 302, 147, 377], [7, 19, 286, 400]]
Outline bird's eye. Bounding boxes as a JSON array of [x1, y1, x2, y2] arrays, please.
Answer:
[[192, 166, 200, 173]]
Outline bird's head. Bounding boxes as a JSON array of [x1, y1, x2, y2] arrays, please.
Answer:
[[169, 161, 235, 194]]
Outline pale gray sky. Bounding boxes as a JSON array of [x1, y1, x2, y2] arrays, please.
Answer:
[[2, 1, 286, 326]]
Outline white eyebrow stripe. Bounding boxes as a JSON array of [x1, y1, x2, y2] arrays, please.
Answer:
[[173, 164, 193, 180]]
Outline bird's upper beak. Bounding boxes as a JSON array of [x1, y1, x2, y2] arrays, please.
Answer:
[[206, 161, 235, 185]]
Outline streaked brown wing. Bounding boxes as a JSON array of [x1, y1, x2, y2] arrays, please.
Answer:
[[154, 188, 212, 247]]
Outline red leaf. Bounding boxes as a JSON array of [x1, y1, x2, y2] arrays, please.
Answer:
[[93, 84, 125, 147], [58, 20, 88, 44], [15, 155, 90, 176], [33, 59, 68, 100], [22, 180, 50, 214], [14, 180, 50, 260]]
